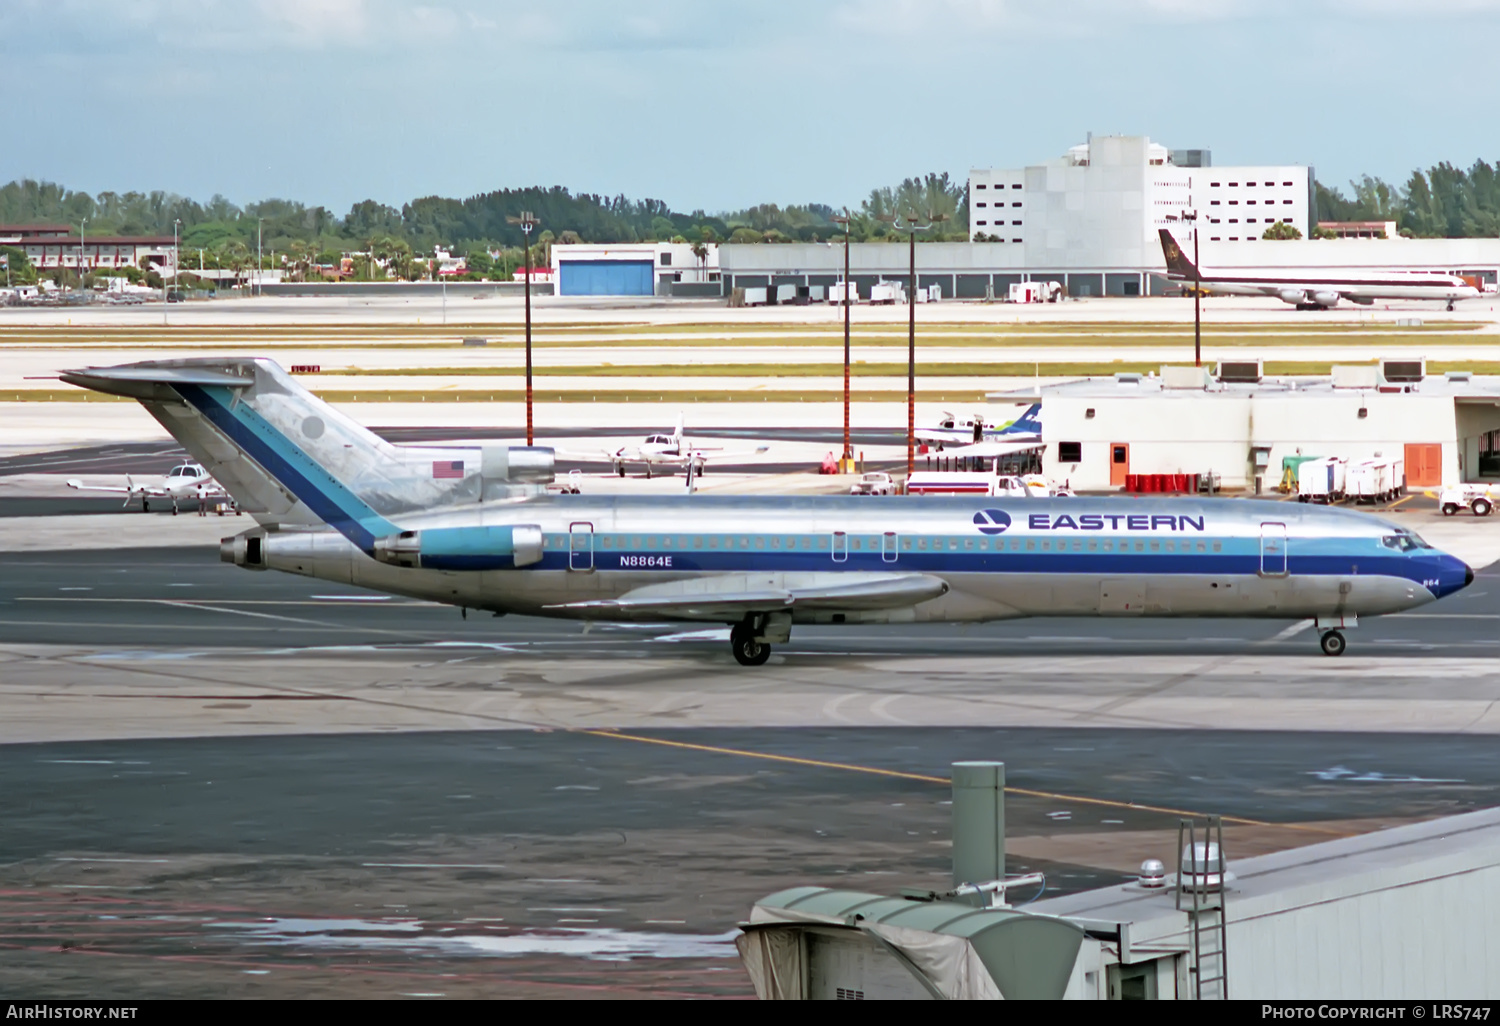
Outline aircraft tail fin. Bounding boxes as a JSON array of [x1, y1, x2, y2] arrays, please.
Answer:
[[673, 413, 685, 444], [1158, 228, 1202, 280], [59, 358, 546, 549], [1005, 403, 1042, 435]]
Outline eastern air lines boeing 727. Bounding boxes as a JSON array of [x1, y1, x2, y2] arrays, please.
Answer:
[[61, 359, 1473, 665]]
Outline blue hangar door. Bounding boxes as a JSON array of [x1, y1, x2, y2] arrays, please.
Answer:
[[559, 260, 655, 296]]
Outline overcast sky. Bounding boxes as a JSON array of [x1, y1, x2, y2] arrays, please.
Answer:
[[3, 1, 1498, 215]]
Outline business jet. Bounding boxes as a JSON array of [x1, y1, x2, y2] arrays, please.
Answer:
[[61, 358, 1473, 666], [67, 461, 234, 515], [917, 403, 1042, 449], [1159, 229, 1482, 311], [572, 417, 769, 478]]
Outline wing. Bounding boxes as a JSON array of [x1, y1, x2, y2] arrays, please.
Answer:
[[545, 571, 948, 620], [695, 445, 771, 464], [554, 447, 634, 463], [66, 479, 135, 495], [934, 440, 1044, 459]]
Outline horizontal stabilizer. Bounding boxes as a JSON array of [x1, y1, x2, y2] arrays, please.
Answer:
[[60, 365, 252, 400]]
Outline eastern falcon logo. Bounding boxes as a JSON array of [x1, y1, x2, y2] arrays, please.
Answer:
[[973, 509, 1011, 535]]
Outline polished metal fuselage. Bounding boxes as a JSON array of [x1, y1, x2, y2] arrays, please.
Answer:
[[247, 493, 1470, 626]]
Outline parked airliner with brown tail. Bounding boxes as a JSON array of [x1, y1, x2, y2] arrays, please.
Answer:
[[61, 358, 1473, 664], [1159, 229, 1483, 310]]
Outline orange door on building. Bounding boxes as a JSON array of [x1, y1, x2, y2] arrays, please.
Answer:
[[1404, 443, 1443, 487], [1110, 443, 1130, 487]]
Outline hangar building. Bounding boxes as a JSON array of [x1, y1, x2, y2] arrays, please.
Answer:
[[989, 360, 1500, 493], [550, 241, 719, 297]]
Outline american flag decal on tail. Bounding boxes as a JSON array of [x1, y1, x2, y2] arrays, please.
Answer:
[[432, 460, 465, 479]]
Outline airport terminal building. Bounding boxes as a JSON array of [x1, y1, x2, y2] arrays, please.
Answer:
[[552, 135, 1500, 299]]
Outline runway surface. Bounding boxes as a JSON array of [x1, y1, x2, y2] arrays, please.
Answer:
[[5, 546, 1500, 997]]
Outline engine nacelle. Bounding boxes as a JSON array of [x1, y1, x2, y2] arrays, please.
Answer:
[[221, 528, 354, 581], [372, 524, 544, 571], [1310, 291, 1341, 307], [1348, 295, 1374, 306], [1277, 289, 1307, 305]]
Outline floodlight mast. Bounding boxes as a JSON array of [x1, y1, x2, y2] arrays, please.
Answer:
[[831, 209, 853, 464], [507, 211, 540, 445], [1182, 209, 1201, 367], [880, 211, 936, 475]]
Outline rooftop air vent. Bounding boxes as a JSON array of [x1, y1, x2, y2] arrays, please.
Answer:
[[1382, 358, 1425, 383], [1138, 859, 1167, 889], [1114, 372, 1142, 385], [1216, 359, 1262, 384], [1447, 370, 1473, 382]]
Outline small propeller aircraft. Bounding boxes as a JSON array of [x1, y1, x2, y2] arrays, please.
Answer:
[[566, 417, 769, 479], [67, 461, 235, 515]]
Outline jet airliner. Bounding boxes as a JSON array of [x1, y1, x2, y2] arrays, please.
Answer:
[[1159, 229, 1483, 310], [60, 358, 1473, 665]]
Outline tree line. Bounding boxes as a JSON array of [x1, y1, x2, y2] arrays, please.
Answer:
[[1315, 159, 1500, 238], [0, 172, 971, 284]]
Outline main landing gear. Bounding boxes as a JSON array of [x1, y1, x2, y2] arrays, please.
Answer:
[[729, 611, 790, 666], [730, 623, 771, 666], [1319, 630, 1347, 657]]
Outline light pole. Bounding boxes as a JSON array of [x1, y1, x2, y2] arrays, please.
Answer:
[[256, 218, 264, 298], [507, 211, 540, 446], [165, 218, 180, 324], [830, 209, 853, 465], [79, 218, 87, 288], [1181, 210, 1201, 367], [881, 212, 934, 474]]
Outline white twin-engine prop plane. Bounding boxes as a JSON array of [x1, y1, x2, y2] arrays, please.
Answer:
[[580, 416, 769, 478], [67, 461, 233, 515]]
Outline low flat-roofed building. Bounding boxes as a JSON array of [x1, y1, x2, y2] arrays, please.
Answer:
[[1318, 220, 1398, 240], [990, 363, 1500, 492], [1028, 807, 1500, 999], [0, 224, 176, 272]]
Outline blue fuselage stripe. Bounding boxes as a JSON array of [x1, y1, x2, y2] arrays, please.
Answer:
[[175, 384, 397, 550]]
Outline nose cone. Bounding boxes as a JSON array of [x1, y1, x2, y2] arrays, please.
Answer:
[[1429, 554, 1474, 599]]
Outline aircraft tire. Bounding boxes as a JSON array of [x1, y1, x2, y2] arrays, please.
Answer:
[[1443, 503, 1460, 516], [730, 626, 771, 667], [1448, 301, 1456, 312], [142, 500, 150, 512], [1320, 630, 1347, 657], [617, 465, 625, 478], [1473, 499, 1493, 517]]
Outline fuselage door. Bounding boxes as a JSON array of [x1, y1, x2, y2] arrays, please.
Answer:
[[832, 530, 848, 564], [569, 521, 594, 572], [882, 531, 898, 563], [1259, 522, 1288, 577]]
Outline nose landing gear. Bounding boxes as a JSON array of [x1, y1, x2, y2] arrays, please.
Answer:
[[1319, 630, 1346, 657]]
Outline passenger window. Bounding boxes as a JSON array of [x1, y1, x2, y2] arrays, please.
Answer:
[[1212, 541, 1222, 553], [964, 538, 974, 550], [601, 537, 613, 549], [1089, 539, 1098, 551], [1026, 539, 1035, 551], [771, 537, 780, 549], [663, 537, 673, 549], [950, 539, 959, 551], [754, 537, 764, 549], [1041, 540, 1050, 551], [1196, 541, 1205, 552], [902, 538, 913, 550], [1135, 540, 1145, 552], [817, 537, 829, 550], [918, 538, 928, 551], [1151, 540, 1160, 552], [694, 536, 704, 549]]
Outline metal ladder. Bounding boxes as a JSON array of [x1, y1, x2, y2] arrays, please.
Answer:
[[1176, 816, 1229, 1000]]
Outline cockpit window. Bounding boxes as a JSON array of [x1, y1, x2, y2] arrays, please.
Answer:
[[1381, 535, 1421, 552]]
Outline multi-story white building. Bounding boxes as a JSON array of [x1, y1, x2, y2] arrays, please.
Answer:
[[968, 136, 1312, 293]]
